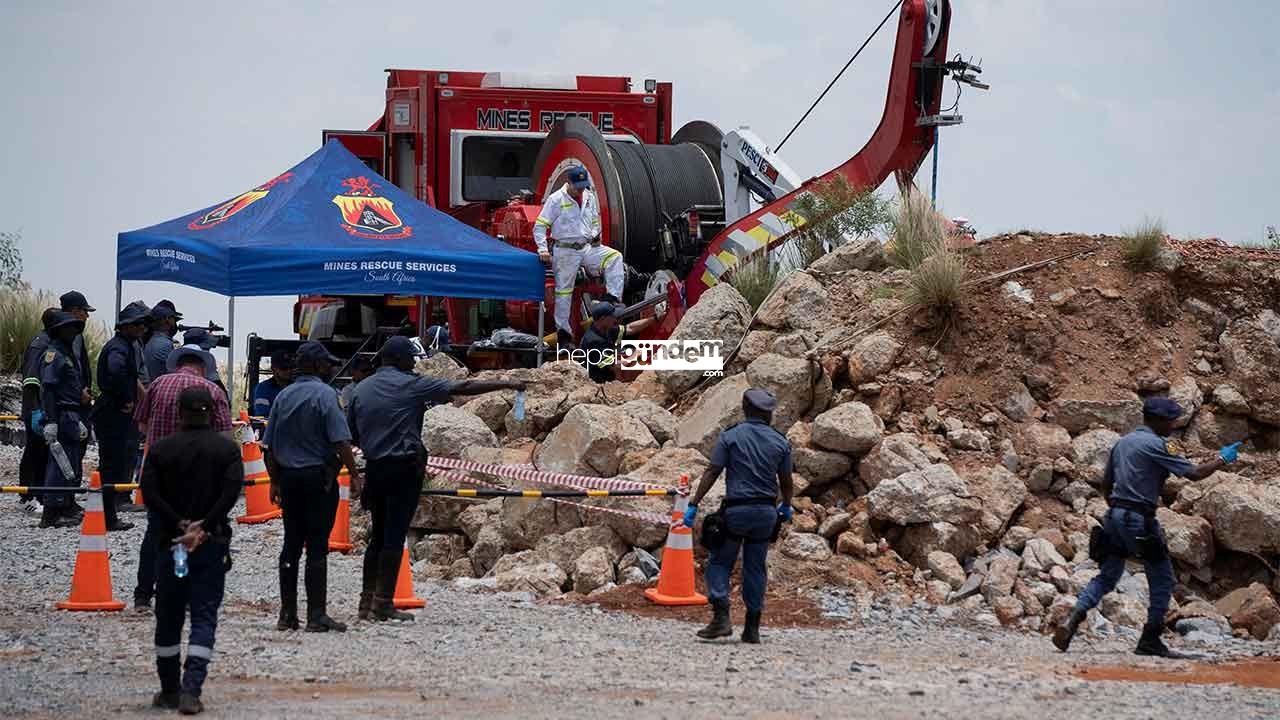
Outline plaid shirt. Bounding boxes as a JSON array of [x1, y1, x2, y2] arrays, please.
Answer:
[[134, 366, 232, 445]]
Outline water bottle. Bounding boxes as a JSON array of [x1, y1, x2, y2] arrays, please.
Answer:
[[173, 543, 189, 578], [513, 390, 526, 422]]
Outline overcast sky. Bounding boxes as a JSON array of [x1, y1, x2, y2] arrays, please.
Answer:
[[2, 0, 1276, 360]]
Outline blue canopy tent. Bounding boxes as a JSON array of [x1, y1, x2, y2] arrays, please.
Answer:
[[117, 139, 548, 400]]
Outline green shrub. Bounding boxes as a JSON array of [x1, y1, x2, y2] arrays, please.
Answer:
[[905, 246, 966, 313], [729, 255, 788, 312], [887, 186, 948, 270], [789, 175, 893, 268], [0, 288, 56, 374], [1123, 218, 1166, 269]]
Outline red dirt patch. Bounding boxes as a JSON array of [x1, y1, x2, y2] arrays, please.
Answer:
[[557, 583, 846, 629], [1076, 656, 1280, 690]]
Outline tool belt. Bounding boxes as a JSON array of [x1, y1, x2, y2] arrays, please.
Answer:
[[700, 497, 780, 550]]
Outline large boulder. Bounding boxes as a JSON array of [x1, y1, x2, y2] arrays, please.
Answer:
[[1155, 509, 1215, 568], [859, 434, 932, 490], [1190, 473, 1280, 554], [675, 373, 749, 457], [1166, 376, 1203, 429], [462, 390, 515, 433], [494, 560, 569, 598], [619, 400, 678, 445], [498, 497, 582, 551], [867, 464, 982, 526], [504, 395, 573, 439], [1000, 383, 1038, 423], [572, 546, 617, 594], [535, 404, 658, 477], [811, 402, 884, 454], [1016, 422, 1072, 460], [533, 525, 628, 573], [423, 404, 499, 457], [659, 283, 752, 395], [745, 353, 814, 432], [845, 332, 903, 385], [1021, 538, 1068, 574], [1219, 314, 1280, 425], [755, 271, 830, 332], [1211, 384, 1251, 416], [779, 532, 833, 562], [468, 524, 508, 575], [415, 352, 469, 380], [412, 471, 483, 532], [1070, 429, 1120, 484], [599, 447, 712, 548], [927, 551, 966, 589], [897, 522, 982, 567], [1051, 395, 1143, 434], [1186, 407, 1250, 449], [963, 465, 1027, 541], [808, 237, 887, 273], [786, 422, 852, 484], [1214, 583, 1280, 640]]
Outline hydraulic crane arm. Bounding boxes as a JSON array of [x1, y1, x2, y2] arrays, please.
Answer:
[[683, 0, 985, 303]]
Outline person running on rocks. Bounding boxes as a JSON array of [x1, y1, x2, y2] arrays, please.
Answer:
[[682, 387, 794, 644], [141, 385, 242, 716], [347, 336, 523, 621], [1053, 396, 1240, 657], [132, 347, 232, 614], [262, 341, 361, 633]]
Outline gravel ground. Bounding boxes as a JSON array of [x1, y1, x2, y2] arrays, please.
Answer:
[[1, 491, 1278, 719]]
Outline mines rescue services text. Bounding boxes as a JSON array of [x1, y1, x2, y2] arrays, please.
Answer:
[[323, 260, 457, 273]]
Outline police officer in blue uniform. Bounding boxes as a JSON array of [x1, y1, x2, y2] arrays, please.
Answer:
[[19, 308, 61, 511], [347, 336, 525, 622], [95, 301, 151, 532], [262, 341, 362, 633], [683, 388, 795, 644], [143, 300, 183, 383], [58, 290, 94, 392], [36, 312, 92, 529], [1053, 397, 1239, 657]]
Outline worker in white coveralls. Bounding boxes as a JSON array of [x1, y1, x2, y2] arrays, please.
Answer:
[[533, 165, 624, 350]]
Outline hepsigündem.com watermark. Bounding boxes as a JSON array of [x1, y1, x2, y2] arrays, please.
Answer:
[[558, 339, 724, 376]]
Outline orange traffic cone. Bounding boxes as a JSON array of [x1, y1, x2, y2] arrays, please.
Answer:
[[57, 471, 126, 612], [328, 471, 353, 554], [236, 437, 281, 525], [392, 540, 425, 610], [645, 474, 707, 606]]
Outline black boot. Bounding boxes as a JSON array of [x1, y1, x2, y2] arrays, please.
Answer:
[[1052, 608, 1087, 652], [304, 561, 346, 632], [358, 550, 378, 621], [696, 601, 733, 640], [372, 550, 414, 622], [178, 693, 204, 715], [277, 564, 300, 631], [39, 506, 78, 529], [1135, 622, 1180, 658], [741, 611, 762, 644], [152, 692, 180, 710]]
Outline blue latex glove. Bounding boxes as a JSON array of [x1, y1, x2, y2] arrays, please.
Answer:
[[29, 409, 43, 432], [777, 503, 794, 522], [682, 503, 698, 528], [1219, 442, 1242, 464]]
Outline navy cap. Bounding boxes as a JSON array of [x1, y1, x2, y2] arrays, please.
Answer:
[[166, 346, 214, 374], [296, 340, 341, 365], [47, 311, 85, 333], [590, 302, 624, 320], [60, 291, 95, 313], [40, 307, 60, 330], [567, 166, 591, 189], [116, 300, 151, 326], [178, 385, 214, 414], [743, 387, 778, 412], [380, 335, 418, 360], [182, 327, 218, 350], [270, 351, 295, 370], [1143, 396, 1184, 419]]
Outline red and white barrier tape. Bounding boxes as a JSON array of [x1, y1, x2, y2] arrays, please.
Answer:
[[426, 456, 667, 493], [430, 469, 669, 527]]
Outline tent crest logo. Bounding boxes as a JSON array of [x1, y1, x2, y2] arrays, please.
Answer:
[[188, 172, 293, 230], [333, 176, 413, 239]]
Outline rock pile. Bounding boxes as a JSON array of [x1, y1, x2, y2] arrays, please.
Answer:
[[377, 233, 1280, 641]]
